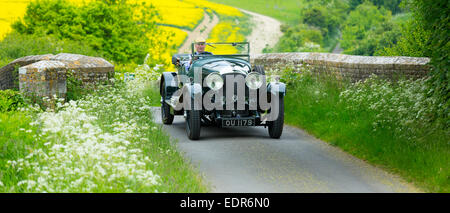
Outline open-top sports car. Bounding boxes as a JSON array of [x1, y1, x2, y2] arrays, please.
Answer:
[[160, 42, 286, 140]]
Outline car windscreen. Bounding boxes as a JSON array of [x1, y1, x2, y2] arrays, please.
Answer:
[[204, 43, 249, 55], [203, 61, 250, 73]]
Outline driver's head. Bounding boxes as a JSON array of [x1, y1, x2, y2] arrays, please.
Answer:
[[194, 37, 206, 53]]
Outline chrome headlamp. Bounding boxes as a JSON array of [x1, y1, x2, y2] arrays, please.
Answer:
[[205, 73, 224, 91], [245, 72, 263, 90]]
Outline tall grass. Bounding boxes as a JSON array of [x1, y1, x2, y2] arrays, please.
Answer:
[[0, 67, 208, 192], [279, 64, 449, 192], [0, 110, 42, 191]]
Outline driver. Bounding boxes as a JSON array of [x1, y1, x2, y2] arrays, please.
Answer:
[[183, 37, 213, 72], [193, 37, 213, 56]]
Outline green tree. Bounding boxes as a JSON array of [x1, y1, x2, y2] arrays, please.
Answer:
[[340, 1, 392, 55], [411, 0, 449, 123], [272, 24, 324, 52], [349, 0, 403, 14], [303, 0, 348, 46], [377, 20, 430, 57], [268, 0, 347, 53], [380, 0, 448, 123], [302, 5, 339, 38]]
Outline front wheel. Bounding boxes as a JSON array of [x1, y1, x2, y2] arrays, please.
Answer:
[[161, 83, 174, 124], [268, 94, 284, 139], [186, 109, 201, 140]]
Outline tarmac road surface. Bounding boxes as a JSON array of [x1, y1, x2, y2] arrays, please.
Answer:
[[151, 107, 420, 193]]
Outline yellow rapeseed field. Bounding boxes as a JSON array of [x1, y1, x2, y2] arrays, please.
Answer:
[[0, 20, 11, 39], [151, 25, 188, 66], [158, 26, 188, 49], [0, 0, 91, 39], [206, 22, 245, 54], [0, 0, 29, 39], [186, 0, 243, 17], [143, 0, 204, 30]]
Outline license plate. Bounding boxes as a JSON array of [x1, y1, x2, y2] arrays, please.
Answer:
[[222, 118, 255, 127]]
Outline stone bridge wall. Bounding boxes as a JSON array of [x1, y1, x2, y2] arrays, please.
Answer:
[[251, 53, 431, 81], [0, 55, 54, 90], [0, 53, 114, 98]]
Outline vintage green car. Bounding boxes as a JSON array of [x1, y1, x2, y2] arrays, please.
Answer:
[[160, 42, 286, 140]]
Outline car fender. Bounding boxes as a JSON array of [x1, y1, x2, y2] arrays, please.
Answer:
[[267, 82, 286, 96], [160, 72, 178, 99]]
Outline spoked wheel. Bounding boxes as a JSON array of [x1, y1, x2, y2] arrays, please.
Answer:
[[186, 107, 201, 140], [161, 83, 174, 125], [268, 94, 284, 139]]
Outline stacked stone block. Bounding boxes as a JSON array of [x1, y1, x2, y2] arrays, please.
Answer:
[[0, 53, 114, 98], [19, 61, 68, 97], [0, 54, 53, 90]]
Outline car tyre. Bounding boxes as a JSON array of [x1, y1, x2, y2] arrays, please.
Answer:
[[186, 108, 201, 140], [268, 94, 284, 139], [161, 82, 174, 125]]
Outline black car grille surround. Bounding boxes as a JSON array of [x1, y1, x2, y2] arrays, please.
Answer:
[[221, 73, 250, 117], [202, 72, 255, 117], [222, 73, 248, 98]]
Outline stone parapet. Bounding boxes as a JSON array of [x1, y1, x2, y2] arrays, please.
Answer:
[[251, 52, 430, 81]]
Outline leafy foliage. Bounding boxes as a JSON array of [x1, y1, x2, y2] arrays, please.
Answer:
[[406, 0, 449, 124], [0, 32, 99, 63], [303, 5, 339, 35], [380, 0, 449, 125], [0, 90, 26, 112], [264, 0, 348, 53], [340, 1, 395, 55], [377, 19, 431, 57], [349, 0, 403, 14], [267, 24, 324, 52]]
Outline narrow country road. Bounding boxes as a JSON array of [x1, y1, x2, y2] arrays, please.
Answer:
[[239, 8, 283, 55], [151, 107, 420, 193], [332, 31, 344, 54], [177, 9, 281, 55], [332, 42, 344, 54]]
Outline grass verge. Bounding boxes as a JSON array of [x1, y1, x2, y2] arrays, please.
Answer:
[[282, 67, 449, 192]]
